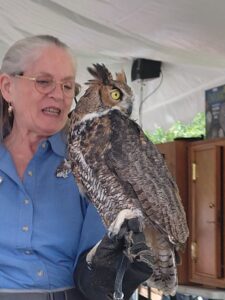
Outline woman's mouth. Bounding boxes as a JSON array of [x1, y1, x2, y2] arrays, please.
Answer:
[[42, 107, 61, 116]]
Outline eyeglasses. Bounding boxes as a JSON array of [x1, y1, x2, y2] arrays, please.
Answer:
[[14, 74, 75, 97]]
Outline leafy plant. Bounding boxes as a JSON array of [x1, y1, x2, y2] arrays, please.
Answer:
[[145, 112, 205, 144]]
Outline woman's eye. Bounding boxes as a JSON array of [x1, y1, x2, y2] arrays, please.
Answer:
[[110, 89, 121, 100], [36, 79, 52, 87], [64, 82, 73, 90]]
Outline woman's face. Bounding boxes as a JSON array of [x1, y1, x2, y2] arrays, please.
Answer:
[[9, 46, 76, 137]]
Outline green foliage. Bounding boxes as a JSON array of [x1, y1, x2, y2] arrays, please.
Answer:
[[145, 112, 206, 144]]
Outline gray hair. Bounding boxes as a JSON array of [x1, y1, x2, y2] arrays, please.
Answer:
[[1, 34, 75, 75], [0, 35, 76, 141]]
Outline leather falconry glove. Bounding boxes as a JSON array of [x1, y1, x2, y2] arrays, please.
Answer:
[[74, 217, 153, 300]]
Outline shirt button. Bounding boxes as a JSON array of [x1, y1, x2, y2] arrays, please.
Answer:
[[0, 176, 3, 184], [42, 143, 46, 149], [24, 199, 29, 205], [28, 171, 33, 176], [37, 270, 44, 277], [22, 225, 29, 232], [24, 250, 32, 255]]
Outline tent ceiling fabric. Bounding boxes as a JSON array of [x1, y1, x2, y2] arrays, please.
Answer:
[[0, 0, 225, 131]]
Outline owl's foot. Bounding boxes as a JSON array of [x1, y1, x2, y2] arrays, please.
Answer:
[[108, 209, 143, 238], [55, 159, 72, 178], [109, 210, 156, 268], [87, 210, 155, 272], [122, 218, 156, 268]]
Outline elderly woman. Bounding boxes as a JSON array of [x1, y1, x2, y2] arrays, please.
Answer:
[[0, 35, 152, 300]]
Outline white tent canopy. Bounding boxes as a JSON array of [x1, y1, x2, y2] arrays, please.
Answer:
[[1, 0, 225, 131]]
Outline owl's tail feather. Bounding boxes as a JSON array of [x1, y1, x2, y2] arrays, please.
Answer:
[[146, 237, 178, 296]]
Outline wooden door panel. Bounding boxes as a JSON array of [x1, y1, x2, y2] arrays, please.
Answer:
[[191, 145, 222, 279]]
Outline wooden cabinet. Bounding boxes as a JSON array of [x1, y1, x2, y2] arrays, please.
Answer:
[[151, 138, 225, 290], [188, 138, 225, 288], [156, 140, 189, 284]]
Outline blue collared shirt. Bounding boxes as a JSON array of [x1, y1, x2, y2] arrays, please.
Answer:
[[0, 131, 105, 289]]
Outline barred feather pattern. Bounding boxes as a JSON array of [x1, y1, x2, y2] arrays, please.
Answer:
[[106, 110, 188, 246], [67, 117, 137, 226], [144, 227, 177, 295]]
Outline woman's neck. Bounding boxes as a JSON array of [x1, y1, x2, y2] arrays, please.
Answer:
[[4, 129, 46, 179]]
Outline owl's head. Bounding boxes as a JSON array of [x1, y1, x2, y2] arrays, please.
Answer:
[[74, 64, 134, 122]]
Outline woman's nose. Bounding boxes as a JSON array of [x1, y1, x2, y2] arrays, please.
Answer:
[[48, 82, 64, 99]]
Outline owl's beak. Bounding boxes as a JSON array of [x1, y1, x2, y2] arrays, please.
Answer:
[[127, 104, 133, 116]]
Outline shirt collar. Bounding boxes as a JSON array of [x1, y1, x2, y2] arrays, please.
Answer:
[[0, 130, 67, 159], [47, 130, 67, 157], [0, 131, 67, 185]]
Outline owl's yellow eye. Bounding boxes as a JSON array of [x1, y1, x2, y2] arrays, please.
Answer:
[[110, 89, 121, 101]]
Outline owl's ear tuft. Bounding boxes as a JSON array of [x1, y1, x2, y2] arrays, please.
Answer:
[[116, 70, 127, 84], [87, 64, 113, 84]]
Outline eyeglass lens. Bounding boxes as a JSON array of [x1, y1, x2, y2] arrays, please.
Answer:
[[35, 77, 75, 96]]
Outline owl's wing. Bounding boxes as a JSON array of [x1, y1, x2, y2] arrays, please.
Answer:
[[105, 110, 189, 246]]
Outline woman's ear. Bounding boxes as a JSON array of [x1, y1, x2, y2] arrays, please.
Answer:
[[0, 73, 13, 103]]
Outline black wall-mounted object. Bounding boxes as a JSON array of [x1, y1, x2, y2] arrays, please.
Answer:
[[131, 58, 161, 81]]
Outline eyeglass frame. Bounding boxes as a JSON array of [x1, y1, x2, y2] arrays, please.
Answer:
[[13, 74, 76, 97]]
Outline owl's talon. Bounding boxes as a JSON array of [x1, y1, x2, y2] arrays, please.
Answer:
[[136, 250, 157, 267], [86, 240, 101, 265]]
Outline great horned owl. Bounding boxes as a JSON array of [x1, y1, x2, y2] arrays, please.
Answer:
[[57, 64, 189, 296]]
